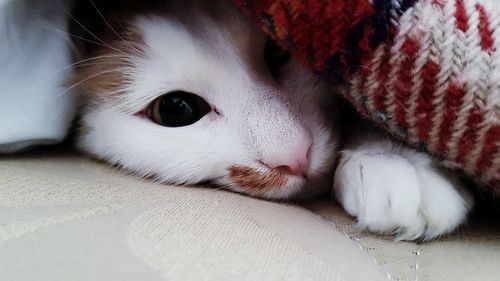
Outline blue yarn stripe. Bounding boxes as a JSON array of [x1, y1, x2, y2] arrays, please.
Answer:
[[370, 0, 418, 48], [370, 0, 398, 48], [401, 0, 418, 12]]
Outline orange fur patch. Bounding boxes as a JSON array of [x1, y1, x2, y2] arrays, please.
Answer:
[[228, 165, 288, 191], [71, 28, 145, 98]]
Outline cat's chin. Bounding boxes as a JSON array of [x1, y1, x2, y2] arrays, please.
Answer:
[[220, 171, 332, 201]]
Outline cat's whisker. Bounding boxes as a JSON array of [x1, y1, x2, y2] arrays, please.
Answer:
[[105, 87, 138, 98], [57, 55, 131, 73], [88, 0, 146, 56], [59, 69, 123, 97], [33, 23, 135, 61], [69, 54, 130, 66], [210, 183, 236, 193], [53, 0, 129, 56], [70, 61, 128, 69], [32, 23, 108, 50]]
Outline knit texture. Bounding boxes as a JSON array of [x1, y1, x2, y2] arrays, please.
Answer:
[[236, 0, 500, 189]]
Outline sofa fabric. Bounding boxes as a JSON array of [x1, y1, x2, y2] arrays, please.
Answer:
[[1, 150, 499, 281]]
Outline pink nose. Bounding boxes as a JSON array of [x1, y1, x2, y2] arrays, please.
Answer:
[[262, 132, 312, 177]]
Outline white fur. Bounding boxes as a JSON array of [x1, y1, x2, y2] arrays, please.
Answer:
[[77, 0, 474, 240]]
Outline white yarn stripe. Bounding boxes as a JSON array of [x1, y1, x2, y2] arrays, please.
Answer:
[[384, 8, 413, 132], [347, 72, 364, 111], [455, 2, 490, 172], [427, 0, 457, 152], [464, 54, 497, 173], [467, 0, 500, 176], [447, 0, 477, 161], [363, 45, 387, 118], [405, 1, 436, 144], [391, 0, 402, 9]]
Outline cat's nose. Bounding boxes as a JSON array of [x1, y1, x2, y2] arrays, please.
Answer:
[[262, 132, 312, 177]]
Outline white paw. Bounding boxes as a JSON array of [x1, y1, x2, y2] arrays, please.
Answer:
[[333, 149, 474, 241]]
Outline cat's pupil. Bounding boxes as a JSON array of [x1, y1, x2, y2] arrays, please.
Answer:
[[150, 91, 210, 127], [265, 38, 292, 75]]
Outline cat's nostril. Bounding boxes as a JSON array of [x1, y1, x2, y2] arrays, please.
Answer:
[[274, 159, 310, 177]]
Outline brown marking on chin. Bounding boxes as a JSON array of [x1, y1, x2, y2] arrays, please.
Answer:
[[228, 166, 288, 191]]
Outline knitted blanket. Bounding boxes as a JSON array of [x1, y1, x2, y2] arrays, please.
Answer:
[[236, 0, 500, 189]]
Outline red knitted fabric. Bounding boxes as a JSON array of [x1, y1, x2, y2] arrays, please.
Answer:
[[236, 0, 499, 189]]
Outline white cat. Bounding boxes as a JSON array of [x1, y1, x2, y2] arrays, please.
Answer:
[[72, 0, 474, 240]]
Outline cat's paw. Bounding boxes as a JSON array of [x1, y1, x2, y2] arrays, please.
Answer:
[[333, 149, 474, 241]]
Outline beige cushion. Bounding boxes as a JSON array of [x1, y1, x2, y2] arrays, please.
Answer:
[[1, 150, 499, 281]]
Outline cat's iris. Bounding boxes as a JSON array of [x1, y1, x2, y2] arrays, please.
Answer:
[[148, 91, 211, 127]]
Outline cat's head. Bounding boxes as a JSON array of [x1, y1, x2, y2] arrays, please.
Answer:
[[73, 0, 340, 199]]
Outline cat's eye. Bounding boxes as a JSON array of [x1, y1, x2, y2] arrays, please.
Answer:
[[148, 91, 211, 127], [265, 38, 292, 71]]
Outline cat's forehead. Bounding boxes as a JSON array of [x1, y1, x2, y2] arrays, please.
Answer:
[[116, 13, 268, 114], [128, 10, 268, 96], [76, 0, 272, 110], [133, 8, 263, 63]]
